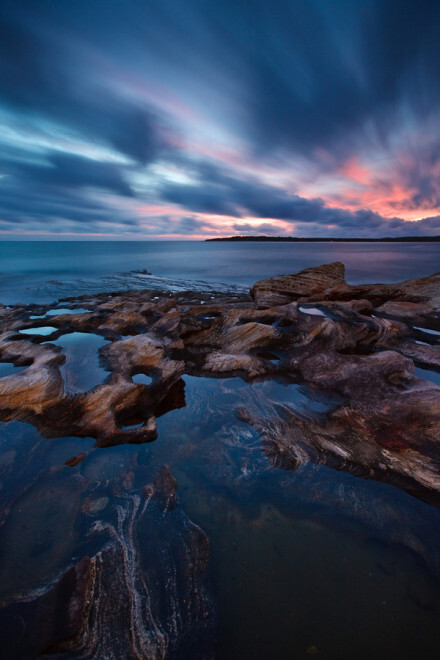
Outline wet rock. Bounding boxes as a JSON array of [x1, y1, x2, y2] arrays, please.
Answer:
[[81, 495, 109, 515], [65, 452, 87, 467], [0, 466, 216, 659], [0, 467, 86, 604], [0, 557, 93, 659], [0, 263, 439, 500], [151, 464, 178, 510], [0, 297, 185, 447], [251, 261, 348, 309], [251, 261, 440, 317], [238, 375, 440, 505]]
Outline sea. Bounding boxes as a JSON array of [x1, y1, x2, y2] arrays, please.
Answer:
[[1, 240, 440, 658], [0, 240, 439, 304]]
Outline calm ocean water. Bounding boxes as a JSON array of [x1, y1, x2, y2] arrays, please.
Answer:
[[0, 240, 439, 304]]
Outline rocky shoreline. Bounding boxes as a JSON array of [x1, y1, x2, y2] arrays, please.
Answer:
[[1, 261, 440, 656], [0, 262, 439, 498]]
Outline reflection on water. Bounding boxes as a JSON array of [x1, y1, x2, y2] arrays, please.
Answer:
[[45, 307, 92, 316], [299, 305, 328, 317], [0, 346, 440, 657], [415, 366, 440, 387], [155, 376, 440, 659], [414, 326, 440, 337], [46, 332, 109, 392], [19, 326, 57, 336], [0, 363, 27, 378], [132, 373, 153, 386]]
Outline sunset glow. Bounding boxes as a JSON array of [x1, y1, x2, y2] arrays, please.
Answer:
[[1, 1, 440, 239]]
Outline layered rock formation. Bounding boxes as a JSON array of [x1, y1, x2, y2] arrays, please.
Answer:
[[251, 261, 440, 312], [1, 262, 440, 656], [0, 263, 439, 502], [0, 465, 216, 659]]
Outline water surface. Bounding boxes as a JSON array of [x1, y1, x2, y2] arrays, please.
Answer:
[[1, 240, 439, 304], [1, 245, 440, 657], [2, 371, 439, 658], [47, 332, 109, 392], [0, 363, 27, 378]]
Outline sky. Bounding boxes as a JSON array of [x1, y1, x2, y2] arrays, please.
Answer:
[[1, 0, 440, 240]]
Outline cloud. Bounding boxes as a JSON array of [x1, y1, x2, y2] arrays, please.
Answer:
[[0, 155, 138, 233], [159, 157, 440, 236], [168, 216, 217, 234], [0, 7, 162, 164], [159, 160, 394, 230], [161, 182, 239, 216], [9, 153, 134, 197], [1, 1, 440, 236], [238, 0, 440, 160], [232, 223, 285, 236]]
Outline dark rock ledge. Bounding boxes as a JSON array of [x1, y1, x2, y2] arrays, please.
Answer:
[[0, 465, 216, 659]]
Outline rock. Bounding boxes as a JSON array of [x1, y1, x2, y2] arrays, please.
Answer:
[[65, 452, 87, 467], [0, 263, 439, 499], [0, 557, 93, 659], [306, 645, 319, 655], [1, 263, 440, 656], [375, 300, 438, 325], [0, 466, 216, 659], [251, 261, 440, 316], [81, 495, 109, 515], [152, 464, 178, 510], [251, 262, 348, 308]]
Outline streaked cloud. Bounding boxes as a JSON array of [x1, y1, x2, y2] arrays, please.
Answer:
[[1, 0, 440, 238]]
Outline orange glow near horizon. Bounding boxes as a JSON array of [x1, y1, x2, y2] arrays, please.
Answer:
[[317, 181, 440, 222], [295, 152, 440, 223]]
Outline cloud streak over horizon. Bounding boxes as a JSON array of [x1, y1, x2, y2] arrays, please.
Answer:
[[1, 0, 440, 239]]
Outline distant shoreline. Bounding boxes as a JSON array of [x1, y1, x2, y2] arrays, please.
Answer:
[[205, 235, 440, 243]]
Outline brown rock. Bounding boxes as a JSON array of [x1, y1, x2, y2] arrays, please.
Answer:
[[251, 261, 348, 308], [65, 452, 87, 467], [0, 468, 216, 659], [0, 263, 439, 500]]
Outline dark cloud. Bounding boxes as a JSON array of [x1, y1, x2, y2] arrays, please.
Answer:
[[22, 154, 134, 197], [0, 158, 138, 233], [169, 216, 217, 234], [0, 5, 162, 164], [238, 0, 440, 158], [160, 158, 440, 236], [161, 182, 239, 217], [0, 0, 440, 236], [6, 0, 440, 162], [160, 161, 393, 231], [409, 215, 440, 231], [232, 223, 286, 236]]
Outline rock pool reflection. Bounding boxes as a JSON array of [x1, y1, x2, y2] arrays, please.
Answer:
[[154, 375, 440, 660], [415, 366, 440, 387], [0, 373, 439, 658], [0, 363, 27, 378], [45, 307, 92, 316], [46, 332, 109, 392], [132, 373, 153, 386], [19, 326, 58, 336]]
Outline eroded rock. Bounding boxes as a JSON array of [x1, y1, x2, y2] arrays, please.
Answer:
[[0, 264, 439, 499], [0, 465, 216, 659]]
